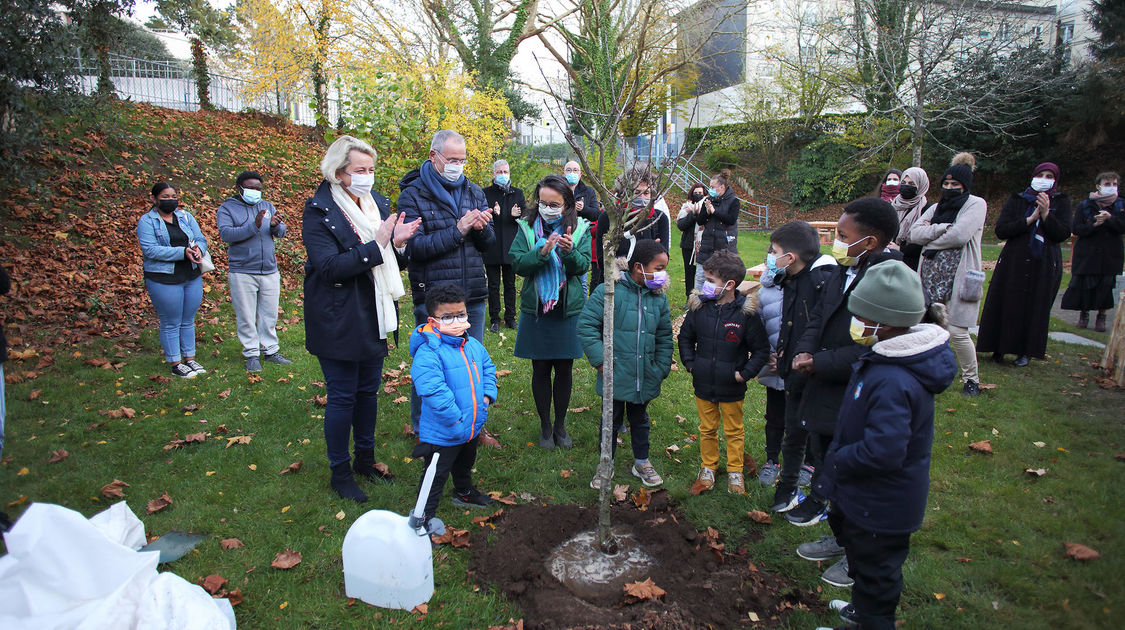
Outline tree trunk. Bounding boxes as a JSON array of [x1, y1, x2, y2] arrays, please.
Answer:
[[595, 212, 618, 554], [1100, 289, 1125, 387], [312, 8, 331, 130], [910, 102, 924, 167], [95, 43, 112, 96], [190, 38, 212, 111]]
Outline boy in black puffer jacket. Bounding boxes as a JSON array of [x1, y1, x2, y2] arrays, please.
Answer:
[[678, 250, 769, 495]]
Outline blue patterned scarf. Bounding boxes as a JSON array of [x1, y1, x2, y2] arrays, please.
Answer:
[[533, 217, 566, 313]]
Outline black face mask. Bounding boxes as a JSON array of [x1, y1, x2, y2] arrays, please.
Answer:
[[690, 192, 704, 202], [941, 187, 963, 200], [157, 198, 179, 214], [899, 184, 918, 200]]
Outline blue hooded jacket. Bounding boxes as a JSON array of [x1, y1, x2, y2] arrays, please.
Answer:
[[409, 323, 498, 447], [816, 323, 956, 535]]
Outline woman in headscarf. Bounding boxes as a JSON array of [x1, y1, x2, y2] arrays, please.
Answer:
[[303, 135, 420, 502], [510, 175, 592, 450], [1061, 172, 1125, 332], [909, 153, 987, 396], [877, 168, 902, 203], [977, 162, 1071, 367], [890, 167, 930, 270]]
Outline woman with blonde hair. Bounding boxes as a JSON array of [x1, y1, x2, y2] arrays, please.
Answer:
[[303, 135, 420, 502]]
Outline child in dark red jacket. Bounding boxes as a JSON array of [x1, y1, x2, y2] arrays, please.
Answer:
[[815, 260, 956, 630], [678, 250, 769, 495]]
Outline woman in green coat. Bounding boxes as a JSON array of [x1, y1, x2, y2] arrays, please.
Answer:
[[577, 239, 674, 489], [511, 175, 592, 450]]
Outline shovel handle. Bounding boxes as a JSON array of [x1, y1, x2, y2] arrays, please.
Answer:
[[411, 452, 441, 522]]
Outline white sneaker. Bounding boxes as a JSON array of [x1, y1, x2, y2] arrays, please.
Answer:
[[184, 359, 207, 374], [631, 462, 663, 487]]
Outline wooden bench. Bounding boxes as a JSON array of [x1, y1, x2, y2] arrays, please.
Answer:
[[808, 221, 838, 246]]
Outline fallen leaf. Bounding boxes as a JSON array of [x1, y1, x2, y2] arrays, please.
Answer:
[[224, 588, 244, 606], [1063, 542, 1101, 561], [623, 578, 666, 602], [280, 460, 303, 475], [270, 549, 302, 569], [247, 374, 262, 384], [248, 464, 257, 471], [218, 389, 232, 399], [47, 449, 69, 463], [101, 479, 130, 498], [182, 404, 200, 413], [934, 592, 946, 600], [221, 538, 244, 550], [559, 469, 571, 478], [969, 440, 993, 454], [1033, 441, 1047, 448], [312, 394, 327, 406], [613, 484, 629, 502], [430, 527, 471, 548], [335, 510, 346, 520], [1024, 467, 1048, 477], [201, 574, 228, 595], [567, 406, 591, 413], [979, 383, 997, 390], [184, 432, 207, 443], [748, 510, 772, 524], [374, 461, 394, 478], [471, 509, 504, 526], [279, 601, 287, 609], [632, 487, 650, 511], [665, 444, 680, 454], [146, 492, 173, 514], [496, 370, 512, 377], [281, 505, 291, 513], [392, 396, 408, 404], [412, 603, 428, 615], [403, 422, 416, 437], [225, 435, 252, 448], [29, 389, 41, 401], [675, 414, 687, 423], [487, 491, 518, 505], [956, 557, 972, 563]]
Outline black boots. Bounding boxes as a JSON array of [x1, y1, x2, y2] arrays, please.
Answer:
[[553, 419, 573, 449], [539, 422, 555, 450], [353, 449, 393, 484], [330, 463, 368, 503]]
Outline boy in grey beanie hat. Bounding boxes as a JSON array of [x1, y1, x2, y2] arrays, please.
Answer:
[[815, 259, 957, 630]]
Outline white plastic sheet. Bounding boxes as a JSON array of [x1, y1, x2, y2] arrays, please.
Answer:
[[0, 502, 235, 630]]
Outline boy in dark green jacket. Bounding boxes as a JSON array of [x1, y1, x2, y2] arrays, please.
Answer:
[[578, 239, 674, 490]]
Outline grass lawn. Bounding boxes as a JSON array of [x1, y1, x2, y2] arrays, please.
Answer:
[[1, 230, 1121, 629]]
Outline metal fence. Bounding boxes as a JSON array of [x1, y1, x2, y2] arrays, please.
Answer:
[[72, 52, 336, 127]]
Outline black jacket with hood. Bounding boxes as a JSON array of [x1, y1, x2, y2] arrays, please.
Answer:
[[678, 290, 770, 402]]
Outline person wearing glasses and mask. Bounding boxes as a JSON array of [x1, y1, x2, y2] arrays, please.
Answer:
[[509, 175, 592, 450], [565, 160, 601, 295], [398, 129, 500, 444], [593, 166, 670, 283], [304, 135, 421, 503]]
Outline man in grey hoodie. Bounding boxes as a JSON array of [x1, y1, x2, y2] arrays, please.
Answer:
[[217, 171, 292, 371]]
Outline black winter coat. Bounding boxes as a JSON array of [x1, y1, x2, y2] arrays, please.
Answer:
[[398, 167, 495, 306], [977, 192, 1071, 359], [678, 291, 770, 402], [776, 256, 837, 392], [573, 181, 601, 223], [696, 189, 740, 264], [595, 209, 670, 259], [481, 183, 526, 266], [0, 263, 9, 364], [302, 181, 400, 362], [1070, 198, 1125, 276], [795, 251, 902, 434]]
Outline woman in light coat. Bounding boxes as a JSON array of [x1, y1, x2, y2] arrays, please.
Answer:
[[909, 153, 986, 397]]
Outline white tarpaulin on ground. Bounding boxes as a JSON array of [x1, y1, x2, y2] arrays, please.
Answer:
[[0, 502, 236, 630]]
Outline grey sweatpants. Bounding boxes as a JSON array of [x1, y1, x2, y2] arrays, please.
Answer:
[[229, 271, 281, 358]]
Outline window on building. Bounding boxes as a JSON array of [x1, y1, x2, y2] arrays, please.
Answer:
[[1060, 22, 1074, 44]]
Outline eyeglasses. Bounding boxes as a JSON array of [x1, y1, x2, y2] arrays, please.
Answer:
[[434, 313, 469, 325], [539, 201, 564, 210], [437, 152, 469, 166]]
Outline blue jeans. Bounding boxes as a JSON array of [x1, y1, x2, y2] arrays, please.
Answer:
[[145, 277, 203, 362], [411, 299, 485, 432], [318, 356, 385, 467]]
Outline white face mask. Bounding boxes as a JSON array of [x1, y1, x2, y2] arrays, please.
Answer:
[[346, 172, 374, 197], [1099, 184, 1118, 196], [1030, 177, 1054, 192], [441, 162, 464, 182], [538, 203, 563, 222]]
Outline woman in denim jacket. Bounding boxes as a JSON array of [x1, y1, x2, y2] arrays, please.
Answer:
[[136, 182, 209, 378]]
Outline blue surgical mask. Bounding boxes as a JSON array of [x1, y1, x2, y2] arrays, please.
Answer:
[[565, 172, 580, 185], [765, 253, 788, 279], [494, 174, 510, 187], [241, 188, 262, 204], [708, 187, 718, 197]]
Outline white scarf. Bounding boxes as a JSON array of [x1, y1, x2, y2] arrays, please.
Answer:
[[329, 183, 405, 339]]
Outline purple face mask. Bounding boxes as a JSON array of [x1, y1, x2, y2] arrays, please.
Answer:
[[643, 270, 668, 290], [699, 280, 726, 300]]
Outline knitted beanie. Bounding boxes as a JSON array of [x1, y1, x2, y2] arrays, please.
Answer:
[[942, 152, 975, 192], [848, 260, 926, 327]]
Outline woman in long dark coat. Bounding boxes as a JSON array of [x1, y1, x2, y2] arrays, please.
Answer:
[[977, 162, 1071, 367], [1061, 171, 1124, 332]]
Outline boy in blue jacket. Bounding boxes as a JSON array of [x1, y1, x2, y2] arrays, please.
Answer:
[[410, 283, 498, 527], [815, 260, 956, 630]]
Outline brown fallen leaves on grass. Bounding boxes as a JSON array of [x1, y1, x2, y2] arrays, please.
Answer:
[[220, 538, 244, 550], [431, 528, 471, 548], [165, 433, 208, 450], [146, 492, 173, 514], [1063, 542, 1101, 561], [201, 574, 228, 594], [47, 449, 69, 463], [748, 510, 772, 525], [969, 440, 993, 454], [471, 509, 504, 527], [613, 484, 630, 502], [488, 619, 525, 630], [101, 407, 136, 419], [632, 488, 650, 511], [101, 479, 130, 498], [496, 370, 512, 377], [218, 389, 232, 399], [280, 461, 303, 475], [1024, 467, 1048, 477], [225, 435, 252, 448], [271, 549, 302, 569], [487, 491, 518, 505], [623, 578, 666, 603]]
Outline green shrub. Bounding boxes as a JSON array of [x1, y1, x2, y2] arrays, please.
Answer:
[[705, 148, 739, 172], [787, 136, 871, 210]]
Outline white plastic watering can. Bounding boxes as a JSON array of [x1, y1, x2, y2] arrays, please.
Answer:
[[342, 453, 445, 610]]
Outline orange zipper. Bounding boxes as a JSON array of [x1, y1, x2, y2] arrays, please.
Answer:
[[459, 345, 478, 440]]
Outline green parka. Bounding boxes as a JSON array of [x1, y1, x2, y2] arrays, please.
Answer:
[[509, 217, 592, 319], [577, 258, 674, 403]]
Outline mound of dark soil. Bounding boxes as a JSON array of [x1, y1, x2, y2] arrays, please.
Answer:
[[469, 491, 822, 629]]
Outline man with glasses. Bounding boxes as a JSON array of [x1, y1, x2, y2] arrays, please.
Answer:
[[564, 160, 601, 294], [399, 129, 499, 444]]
